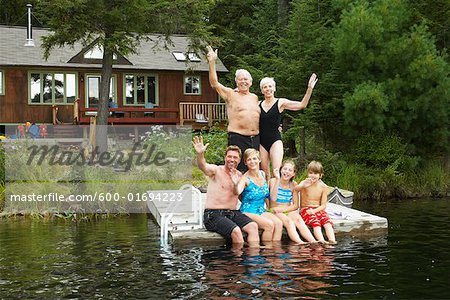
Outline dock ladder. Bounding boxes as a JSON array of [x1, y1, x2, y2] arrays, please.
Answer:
[[147, 184, 204, 247]]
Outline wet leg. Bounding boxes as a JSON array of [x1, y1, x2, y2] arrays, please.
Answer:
[[324, 223, 337, 244], [312, 226, 327, 243], [263, 212, 283, 241], [242, 221, 260, 243], [289, 212, 317, 243], [277, 213, 306, 244], [230, 227, 245, 244]]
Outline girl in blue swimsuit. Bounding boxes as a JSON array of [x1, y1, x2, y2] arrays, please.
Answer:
[[235, 148, 283, 242], [268, 160, 317, 244]]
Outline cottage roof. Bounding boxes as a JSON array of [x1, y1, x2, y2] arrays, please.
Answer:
[[0, 26, 228, 72]]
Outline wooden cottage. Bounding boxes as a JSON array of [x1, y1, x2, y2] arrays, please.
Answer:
[[0, 26, 228, 127]]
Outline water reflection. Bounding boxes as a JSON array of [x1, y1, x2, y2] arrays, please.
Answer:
[[1, 198, 449, 299], [158, 234, 393, 299], [195, 242, 336, 298], [0, 217, 167, 299]]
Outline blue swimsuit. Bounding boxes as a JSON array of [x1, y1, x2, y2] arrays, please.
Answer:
[[240, 172, 269, 215], [276, 184, 293, 204]]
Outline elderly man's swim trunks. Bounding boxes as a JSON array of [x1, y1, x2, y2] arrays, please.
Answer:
[[240, 171, 269, 215], [259, 99, 282, 152], [228, 132, 260, 172], [203, 209, 253, 240], [300, 207, 333, 227]]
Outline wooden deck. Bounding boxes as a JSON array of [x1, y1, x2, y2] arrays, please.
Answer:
[[52, 101, 226, 127], [78, 107, 179, 124], [169, 203, 388, 245], [147, 189, 389, 247], [179, 102, 227, 127]]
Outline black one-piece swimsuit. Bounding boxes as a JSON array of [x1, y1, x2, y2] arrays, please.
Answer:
[[259, 99, 282, 152]]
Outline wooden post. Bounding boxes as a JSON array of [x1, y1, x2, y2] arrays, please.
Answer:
[[52, 105, 64, 125], [73, 99, 79, 124], [208, 105, 213, 127], [179, 103, 184, 125], [278, 0, 289, 27], [89, 117, 96, 149], [134, 126, 139, 143], [84, 116, 97, 159], [52, 105, 57, 125]]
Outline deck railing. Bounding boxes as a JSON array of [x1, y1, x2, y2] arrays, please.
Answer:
[[78, 107, 179, 124], [179, 102, 227, 126], [52, 101, 225, 126]]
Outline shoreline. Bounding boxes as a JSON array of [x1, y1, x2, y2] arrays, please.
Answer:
[[2, 194, 450, 220]]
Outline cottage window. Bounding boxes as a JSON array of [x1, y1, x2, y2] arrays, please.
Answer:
[[172, 52, 201, 62], [29, 72, 77, 104], [85, 75, 116, 108], [184, 76, 201, 95], [172, 52, 186, 61], [124, 74, 158, 106], [187, 53, 201, 62], [83, 45, 117, 60], [0, 70, 4, 95]]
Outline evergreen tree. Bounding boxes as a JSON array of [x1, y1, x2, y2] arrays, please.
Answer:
[[277, 0, 346, 151], [0, 0, 35, 26], [409, 0, 450, 52], [333, 0, 450, 156], [209, 0, 299, 88]]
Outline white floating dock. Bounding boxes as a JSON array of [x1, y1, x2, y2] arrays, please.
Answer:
[[147, 187, 388, 246]]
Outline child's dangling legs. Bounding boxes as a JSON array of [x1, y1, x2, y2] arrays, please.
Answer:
[[324, 223, 336, 244]]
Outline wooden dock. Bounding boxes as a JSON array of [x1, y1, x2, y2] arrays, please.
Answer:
[[147, 187, 388, 246]]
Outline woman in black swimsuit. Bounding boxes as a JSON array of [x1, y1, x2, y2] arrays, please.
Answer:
[[259, 74, 318, 181]]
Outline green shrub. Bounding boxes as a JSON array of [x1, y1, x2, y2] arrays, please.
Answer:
[[0, 144, 4, 212], [186, 125, 449, 201], [405, 159, 450, 197], [197, 125, 228, 165], [351, 134, 418, 170], [0, 184, 4, 212], [0, 144, 4, 185]]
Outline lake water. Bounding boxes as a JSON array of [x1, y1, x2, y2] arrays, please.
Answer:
[[1, 198, 449, 299]]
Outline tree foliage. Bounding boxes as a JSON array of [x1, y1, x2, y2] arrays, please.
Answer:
[[0, 0, 37, 26], [333, 0, 450, 155], [278, 0, 345, 149], [409, 0, 450, 52]]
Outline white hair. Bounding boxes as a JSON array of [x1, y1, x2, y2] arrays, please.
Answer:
[[259, 77, 276, 91], [235, 69, 252, 82]]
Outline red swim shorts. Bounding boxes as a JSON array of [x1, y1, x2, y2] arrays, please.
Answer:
[[300, 207, 333, 228]]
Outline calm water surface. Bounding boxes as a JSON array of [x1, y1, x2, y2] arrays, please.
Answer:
[[1, 198, 449, 299]]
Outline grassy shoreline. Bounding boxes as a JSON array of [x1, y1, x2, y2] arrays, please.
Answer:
[[1, 164, 449, 219], [1, 128, 449, 217]]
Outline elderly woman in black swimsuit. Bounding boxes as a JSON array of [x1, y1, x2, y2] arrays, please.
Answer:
[[259, 74, 318, 180]]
